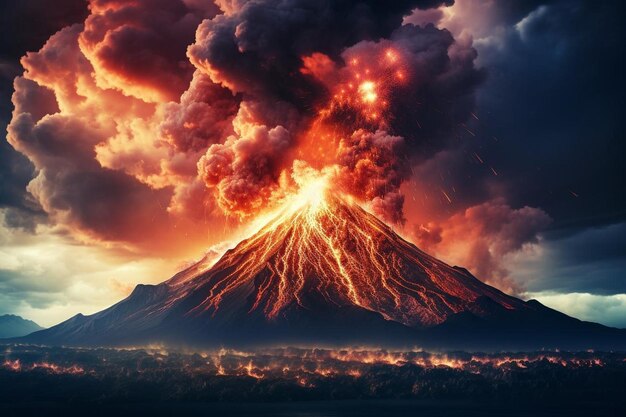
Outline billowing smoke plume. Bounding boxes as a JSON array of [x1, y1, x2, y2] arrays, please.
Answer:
[[7, 26, 175, 248], [7, 0, 488, 251], [7, 0, 478, 235], [80, 0, 219, 102], [186, 0, 482, 221]]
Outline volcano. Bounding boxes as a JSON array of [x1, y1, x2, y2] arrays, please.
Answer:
[[16, 190, 626, 350]]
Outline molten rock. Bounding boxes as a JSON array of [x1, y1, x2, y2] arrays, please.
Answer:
[[15, 191, 626, 350]]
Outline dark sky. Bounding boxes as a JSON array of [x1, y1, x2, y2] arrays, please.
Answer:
[[471, 0, 626, 296]]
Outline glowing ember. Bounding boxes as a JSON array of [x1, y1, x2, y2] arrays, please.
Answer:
[[359, 81, 378, 104]]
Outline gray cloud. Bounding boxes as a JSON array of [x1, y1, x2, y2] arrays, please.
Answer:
[[518, 222, 626, 295]]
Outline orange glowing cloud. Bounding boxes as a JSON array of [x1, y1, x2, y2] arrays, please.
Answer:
[[7, 23, 227, 255], [7, 0, 489, 259], [79, 0, 218, 102], [410, 198, 552, 294]]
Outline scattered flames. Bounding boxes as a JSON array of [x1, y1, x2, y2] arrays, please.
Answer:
[[4, 347, 615, 386], [3, 359, 85, 375], [169, 348, 612, 386]]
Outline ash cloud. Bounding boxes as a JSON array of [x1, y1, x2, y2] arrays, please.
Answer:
[[189, 0, 454, 103], [413, 198, 552, 294], [4, 0, 535, 277], [186, 0, 482, 222], [7, 25, 189, 250], [79, 0, 219, 102], [336, 130, 407, 224], [198, 103, 294, 215]]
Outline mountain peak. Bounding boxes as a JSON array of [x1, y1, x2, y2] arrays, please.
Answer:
[[0, 314, 44, 338], [170, 189, 524, 328], [15, 190, 626, 350]]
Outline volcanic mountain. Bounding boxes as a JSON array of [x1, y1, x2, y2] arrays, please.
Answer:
[[15, 189, 626, 350]]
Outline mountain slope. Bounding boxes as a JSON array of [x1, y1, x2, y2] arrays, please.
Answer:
[[13, 193, 626, 350], [0, 314, 44, 338], [167, 193, 528, 327]]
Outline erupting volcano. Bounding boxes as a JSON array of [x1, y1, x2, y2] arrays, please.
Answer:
[[17, 182, 626, 350], [172, 182, 525, 328]]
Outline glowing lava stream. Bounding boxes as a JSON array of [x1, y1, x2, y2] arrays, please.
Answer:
[[178, 174, 523, 327], [197, 176, 371, 316]]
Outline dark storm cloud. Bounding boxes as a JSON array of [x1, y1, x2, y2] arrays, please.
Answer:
[[527, 222, 626, 295], [407, 0, 625, 226], [473, 0, 626, 232], [396, 0, 626, 295], [488, 0, 547, 24], [385, 24, 484, 157], [0, 0, 88, 63], [449, 0, 626, 295]]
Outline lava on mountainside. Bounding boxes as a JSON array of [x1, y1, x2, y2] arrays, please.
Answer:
[[168, 176, 524, 327], [14, 180, 626, 350]]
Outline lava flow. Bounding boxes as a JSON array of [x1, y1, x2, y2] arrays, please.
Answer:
[[167, 174, 524, 328], [14, 173, 626, 348]]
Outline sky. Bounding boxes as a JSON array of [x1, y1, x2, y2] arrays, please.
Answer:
[[0, 0, 625, 328]]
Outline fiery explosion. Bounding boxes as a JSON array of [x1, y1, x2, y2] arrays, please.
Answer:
[[4, 0, 559, 318], [6, 0, 495, 256]]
